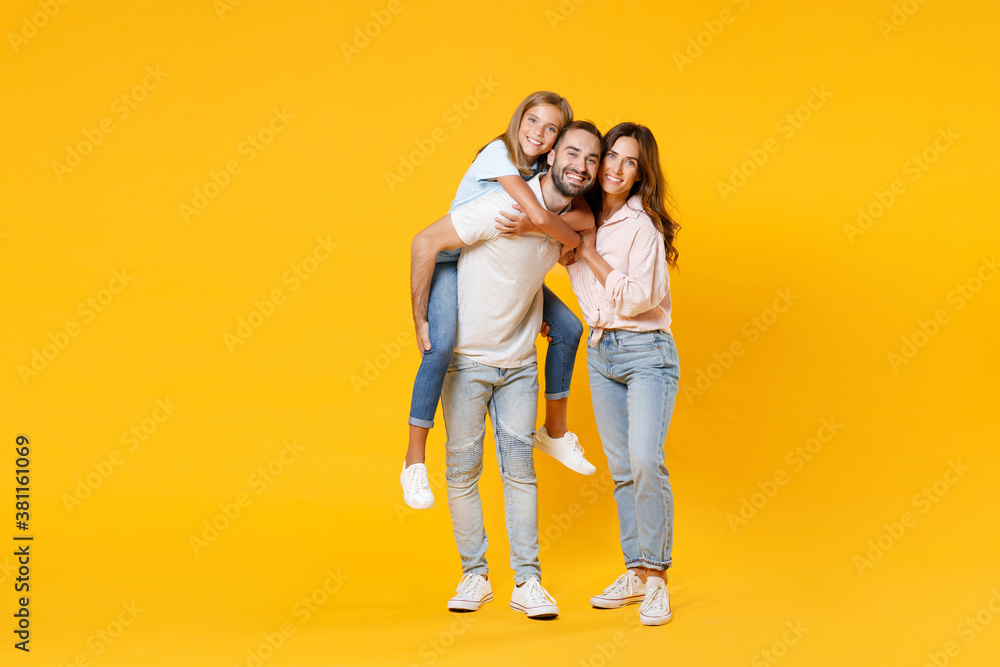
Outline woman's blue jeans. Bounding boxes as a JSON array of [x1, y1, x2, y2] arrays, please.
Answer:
[[586, 329, 680, 571], [408, 260, 582, 428]]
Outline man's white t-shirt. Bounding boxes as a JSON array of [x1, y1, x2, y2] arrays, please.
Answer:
[[449, 175, 563, 368]]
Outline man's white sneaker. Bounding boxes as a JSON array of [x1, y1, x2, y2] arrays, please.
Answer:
[[590, 570, 646, 609], [510, 577, 559, 619], [533, 426, 596, 475], [447, 573, 492, 612], [400, 462, 434, 509], [638, 576, 671, 626]]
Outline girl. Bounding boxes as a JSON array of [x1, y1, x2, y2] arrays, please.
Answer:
[[564, 123, 681, 626], [400, 91, 597, 510]]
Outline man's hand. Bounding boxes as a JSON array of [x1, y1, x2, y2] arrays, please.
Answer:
[[495, 203, 534, 237], [539, 321, 553, 343], [411, 214, 464, 356], [415, 319, 431, 354]]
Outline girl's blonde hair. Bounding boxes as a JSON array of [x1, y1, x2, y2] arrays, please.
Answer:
[[479, 91, 573, 177]]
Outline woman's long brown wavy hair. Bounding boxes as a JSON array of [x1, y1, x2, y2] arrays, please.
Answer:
[[601, 122, 681, 268], [478, 91, 574, 178]]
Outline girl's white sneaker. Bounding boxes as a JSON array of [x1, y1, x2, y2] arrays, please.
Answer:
[[400, 462, 434, 509], [533, 426, 596, 475]]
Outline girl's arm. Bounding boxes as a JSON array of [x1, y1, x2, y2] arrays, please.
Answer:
[[495, 175, 582, 249], [494, 191, 596, 242]]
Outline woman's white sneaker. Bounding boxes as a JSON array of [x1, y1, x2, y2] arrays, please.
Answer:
[[510, 577, 559, 619], [638, 576, 671, 626], [447, 574, 492, 612], [590, 570, 646, 608], [533, 426, 596, 475], [400, 462, 434, 509]]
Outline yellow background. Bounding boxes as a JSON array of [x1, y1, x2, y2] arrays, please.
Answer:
[[3, 0, 999, 665]]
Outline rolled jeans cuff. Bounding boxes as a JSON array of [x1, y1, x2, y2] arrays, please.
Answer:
[[513, 571, 541, 586], [543, 389, 570, 400], [408, 415, 434, 428], [624, 557, 671, 571]]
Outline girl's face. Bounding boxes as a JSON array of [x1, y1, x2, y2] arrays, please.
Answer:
[[600, 136, 641, 196], [517, 104, 563, 158]]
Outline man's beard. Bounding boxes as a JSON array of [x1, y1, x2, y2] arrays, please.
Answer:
[[551, 164, 592, 197]]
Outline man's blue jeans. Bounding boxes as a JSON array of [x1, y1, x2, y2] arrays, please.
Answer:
[[440, 354, 541, 584]]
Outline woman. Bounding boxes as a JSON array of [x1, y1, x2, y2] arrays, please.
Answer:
[[564, 122, 681, 626]]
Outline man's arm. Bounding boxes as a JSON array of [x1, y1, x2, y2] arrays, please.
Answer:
[[411, 214, 466, 352]]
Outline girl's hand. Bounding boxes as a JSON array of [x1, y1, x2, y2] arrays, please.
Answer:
[[539, 321, 553, 343], [558, 245, 577, 267], [495, 203, 532, 236]]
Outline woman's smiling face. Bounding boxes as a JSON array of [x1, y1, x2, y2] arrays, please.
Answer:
[[600, 135, 641, 196], [517, 104, 563, 158]]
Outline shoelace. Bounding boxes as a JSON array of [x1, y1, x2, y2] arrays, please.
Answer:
[[564, 432, 586, 457], [405, 465, 430, 492], [604, 572, 637, 596], [642, 584, 668, 614], [455, 574, 483, 597], [523, 578, 557, 606]]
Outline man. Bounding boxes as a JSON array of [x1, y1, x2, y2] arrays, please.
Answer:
[[410, 121, 603, 619]]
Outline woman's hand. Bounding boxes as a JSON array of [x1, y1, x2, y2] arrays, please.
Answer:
[[495, 203, 533, 237], [578, 227, 598, 260], [578, 227, 614, 287]]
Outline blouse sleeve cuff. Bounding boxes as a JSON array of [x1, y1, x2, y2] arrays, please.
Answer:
[[604, 269, 626, 303]]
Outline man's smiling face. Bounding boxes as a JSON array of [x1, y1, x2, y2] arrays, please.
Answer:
[[547, 128, 601, 197]]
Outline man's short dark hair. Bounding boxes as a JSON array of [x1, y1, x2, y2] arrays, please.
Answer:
[[553, 120, 602, 152]]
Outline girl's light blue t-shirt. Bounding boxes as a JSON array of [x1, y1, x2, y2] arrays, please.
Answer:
[[437, 139, 538, 263]]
